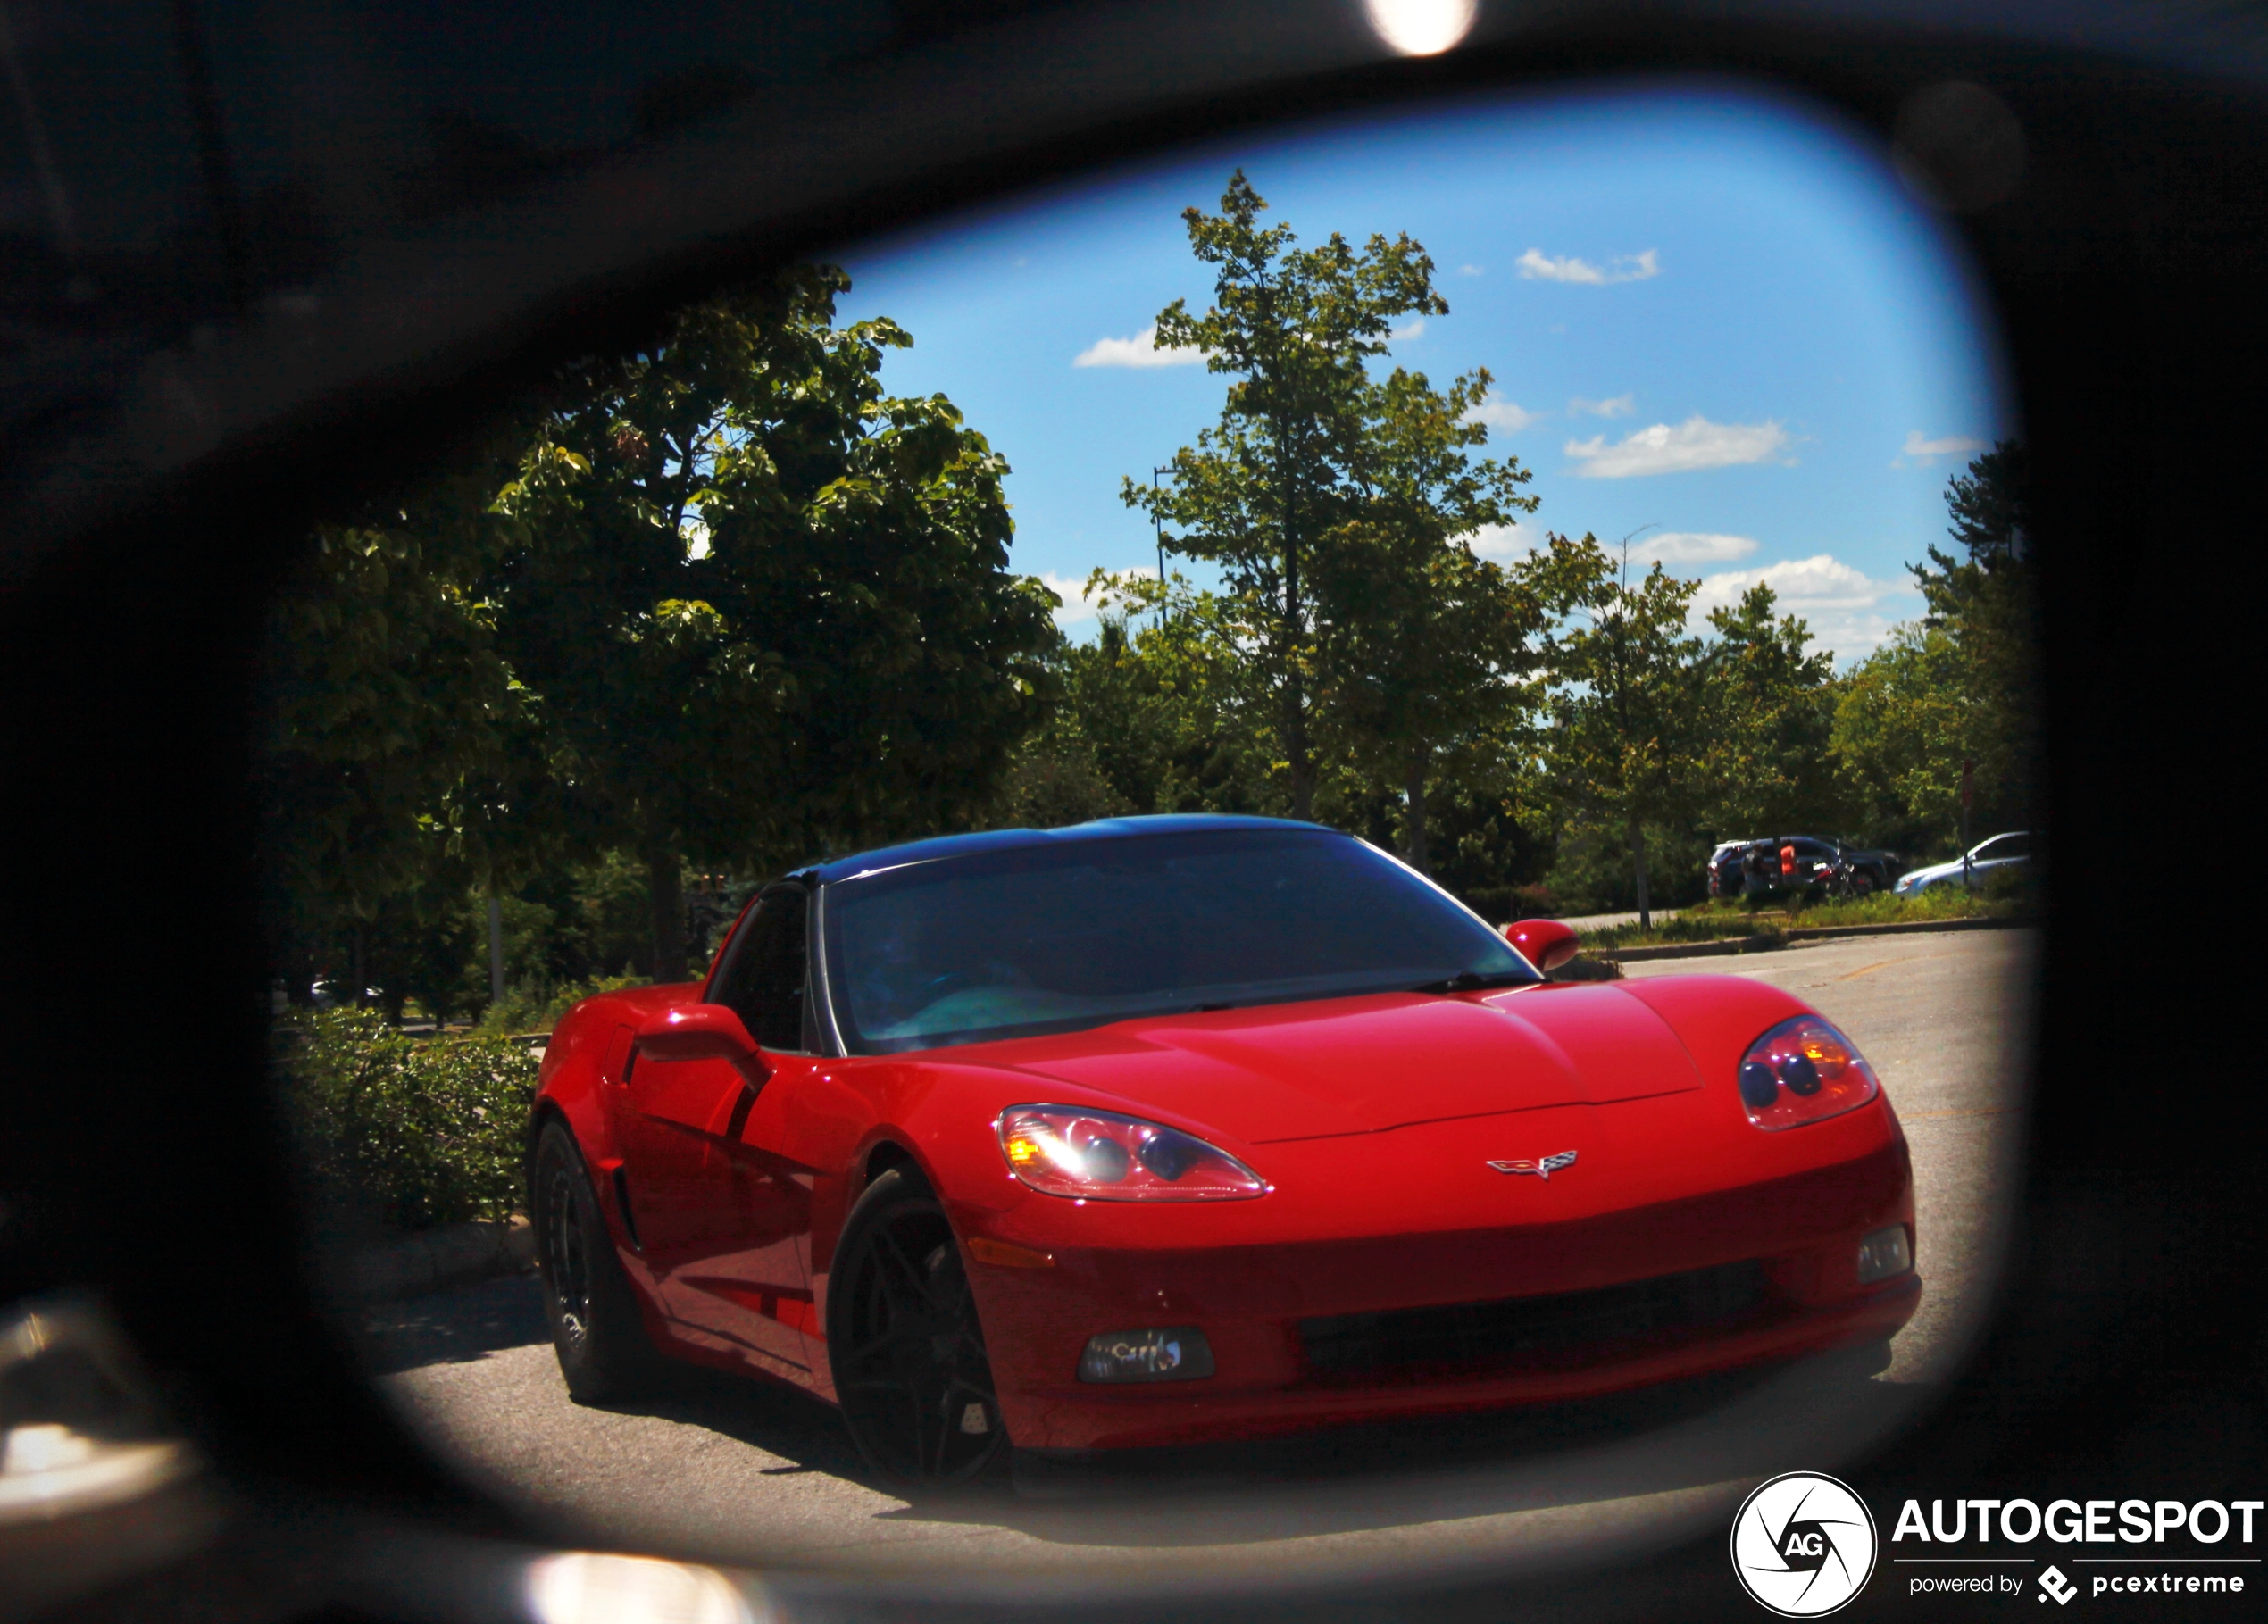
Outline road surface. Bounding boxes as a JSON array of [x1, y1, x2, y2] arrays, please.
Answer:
[[359, 929, 2033, 1599]]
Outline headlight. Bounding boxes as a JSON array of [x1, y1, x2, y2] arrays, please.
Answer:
[[996, 1105, 1266, 1202], [1736, 1016, 1880, 1131]]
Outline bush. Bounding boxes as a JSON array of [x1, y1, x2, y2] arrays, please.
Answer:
[[278, 1008, 538, 1231], [476, 973, 645, 1037]]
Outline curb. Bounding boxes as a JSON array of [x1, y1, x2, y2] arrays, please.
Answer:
[[1590, 913, 2035, 963], [346, 1215, 535, 1302]]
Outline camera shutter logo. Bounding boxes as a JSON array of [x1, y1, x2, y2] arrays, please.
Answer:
[[1730, 1471, 1878, 1616]]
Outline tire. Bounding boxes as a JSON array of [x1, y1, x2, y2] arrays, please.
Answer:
[[531, 1118, 666, 1404], [826, 1167, 1008, 1492]]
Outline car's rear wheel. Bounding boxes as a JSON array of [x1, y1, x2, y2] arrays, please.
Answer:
[[826, 1166, 1007, 1492], [532, 1119, 664, 1404]]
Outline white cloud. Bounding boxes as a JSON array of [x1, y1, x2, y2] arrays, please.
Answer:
[[1690, 554, 1917, 661], [1636, 531, 1758, 564], [1564, 415, 1789, 478], [1570, 393, 1634, 418], [1516, 247, 1661, 285], [1390, 317, 1427, 341], [1465, 391, 1544, 433], [1898, 429, 1987, 465], [1457, 263, 1484, 277], [1468, 520, 1542, 561], [1039, 567, 1155, 629], [1073, 325, 1206, 368]]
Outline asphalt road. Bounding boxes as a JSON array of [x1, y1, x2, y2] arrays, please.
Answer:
[[361, 929, 2034, 1600]]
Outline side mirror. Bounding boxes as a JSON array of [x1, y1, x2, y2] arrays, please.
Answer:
[[1505, 919, 1581, 974], [634, 1004, 768, 1084]]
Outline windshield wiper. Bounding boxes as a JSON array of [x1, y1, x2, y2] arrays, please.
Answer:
[[1410, 970, 1535, 995]]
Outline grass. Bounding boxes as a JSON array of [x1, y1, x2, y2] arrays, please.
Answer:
[[1573, 879, 2032, 953]]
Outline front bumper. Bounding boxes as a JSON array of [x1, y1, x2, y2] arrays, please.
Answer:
[[963, 1133, 1918, 1452]]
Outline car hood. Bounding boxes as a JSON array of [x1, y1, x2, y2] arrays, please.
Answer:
[[993, 986, 1705, 1145]]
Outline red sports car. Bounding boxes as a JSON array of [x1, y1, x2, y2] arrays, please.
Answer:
[[528, 816, 1917, 1489]]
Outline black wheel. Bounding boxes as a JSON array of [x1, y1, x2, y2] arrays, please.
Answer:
[[532, 1119, 665, 1404], [826, 1167, 1007, 1491]]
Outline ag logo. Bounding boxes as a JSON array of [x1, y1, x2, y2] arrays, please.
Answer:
[[1730, 1471, 1878, 1616]]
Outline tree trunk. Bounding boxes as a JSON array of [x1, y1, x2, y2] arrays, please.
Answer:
[[1630, 820, 1652, 931], [350, 924, 367, 1010], [486, 889, 507, 1007], [646, 847, 687, 984], [1404, 749, 1430, 876]]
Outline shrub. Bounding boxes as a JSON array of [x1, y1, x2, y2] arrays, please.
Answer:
[[277, 1008, 538, 1231], [475, 973, 645, 1037]]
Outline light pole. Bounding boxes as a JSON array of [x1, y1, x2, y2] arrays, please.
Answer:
[[1152, 465, 1172, 629]]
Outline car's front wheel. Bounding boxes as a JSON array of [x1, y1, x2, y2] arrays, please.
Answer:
[[531, 1119, 665, 1404], [826, 1166, 1007, 1492]]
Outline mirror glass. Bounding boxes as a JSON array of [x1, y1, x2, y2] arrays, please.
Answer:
[[260, 83, 2031, 1594]]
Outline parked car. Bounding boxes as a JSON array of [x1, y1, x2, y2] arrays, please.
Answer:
[[1705, 839, 1755, 897], [1892, 830, 2031, 895], [529, 814, 1918, 1491], [1718, 836, 1898, 898]]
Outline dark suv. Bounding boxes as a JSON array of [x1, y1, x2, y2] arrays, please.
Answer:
[[1714, 836, 1901, 897]]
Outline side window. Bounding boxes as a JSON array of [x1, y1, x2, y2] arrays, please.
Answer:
[[1981, 834, 2030, 860], [713, 888, 809, 1053]]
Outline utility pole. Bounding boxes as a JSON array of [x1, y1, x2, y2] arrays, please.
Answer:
[[1959, 758, 1974, 887], [1616, 526, 1659, 930], [1152, 465, 1172, 629]]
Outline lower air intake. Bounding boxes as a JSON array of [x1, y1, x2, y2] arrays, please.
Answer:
[[1297, 1259, 1771, 1379]]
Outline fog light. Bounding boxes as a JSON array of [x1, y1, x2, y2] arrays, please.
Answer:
[[1855, 1225, 1913, 1284], [1077, 1327, 1215, 1383]]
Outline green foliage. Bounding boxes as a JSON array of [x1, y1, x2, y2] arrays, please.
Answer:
[[1524, 533, 1709, 920], [988, 725, 1133, 830], [1126, 171, 1451, 818], [279, 1009, 538, 1230], [1834, 440, 2038, 854], [1579, 882, 2026, 951], [475, 974, 646, 1037], [490, 266, 1057, 978], [1697, 582, 1847, 837], [1063, 583, 1282, 818], [263, 266, 1057, 999], [1316, 366, 1545, 873]]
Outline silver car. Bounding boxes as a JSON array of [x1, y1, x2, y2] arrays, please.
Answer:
[[1892, 830, 2031, 895]]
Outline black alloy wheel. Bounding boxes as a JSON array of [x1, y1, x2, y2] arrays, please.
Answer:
[[827, 1167, 1007, 1490], [532, 1119, 663, 1403]]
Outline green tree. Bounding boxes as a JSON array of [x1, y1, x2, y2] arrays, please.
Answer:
[[1317, 366, 1544, 873], [1911, 438, 2037, 837], [488, 268, 1057, 979], [1124, 171, 1447, 818], [1697, 582, 1846, 839], [1525, 532, 1709, 927], [258, 432, 543, 1005], [1830, 439, 2036, 856], [1830, 624, 1973, 853], [1063, 574, 1280, 818]]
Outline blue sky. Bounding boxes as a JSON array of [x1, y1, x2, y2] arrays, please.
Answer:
[[832, 85, 2009, 664]]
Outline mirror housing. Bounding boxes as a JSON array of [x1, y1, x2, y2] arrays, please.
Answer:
[[1505, 919, 1581, 974], [634, 1004, 768, 1082]]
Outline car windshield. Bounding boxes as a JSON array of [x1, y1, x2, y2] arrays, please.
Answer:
[[821, 827, 1537, 1054]]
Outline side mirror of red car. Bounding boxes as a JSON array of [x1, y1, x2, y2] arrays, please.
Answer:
[[634, 1004, 768, 1082], [1505, 919, 1581, 974]]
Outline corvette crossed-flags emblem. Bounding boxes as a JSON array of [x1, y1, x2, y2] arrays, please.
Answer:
[[1487, 1150, 1579, 1180]]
